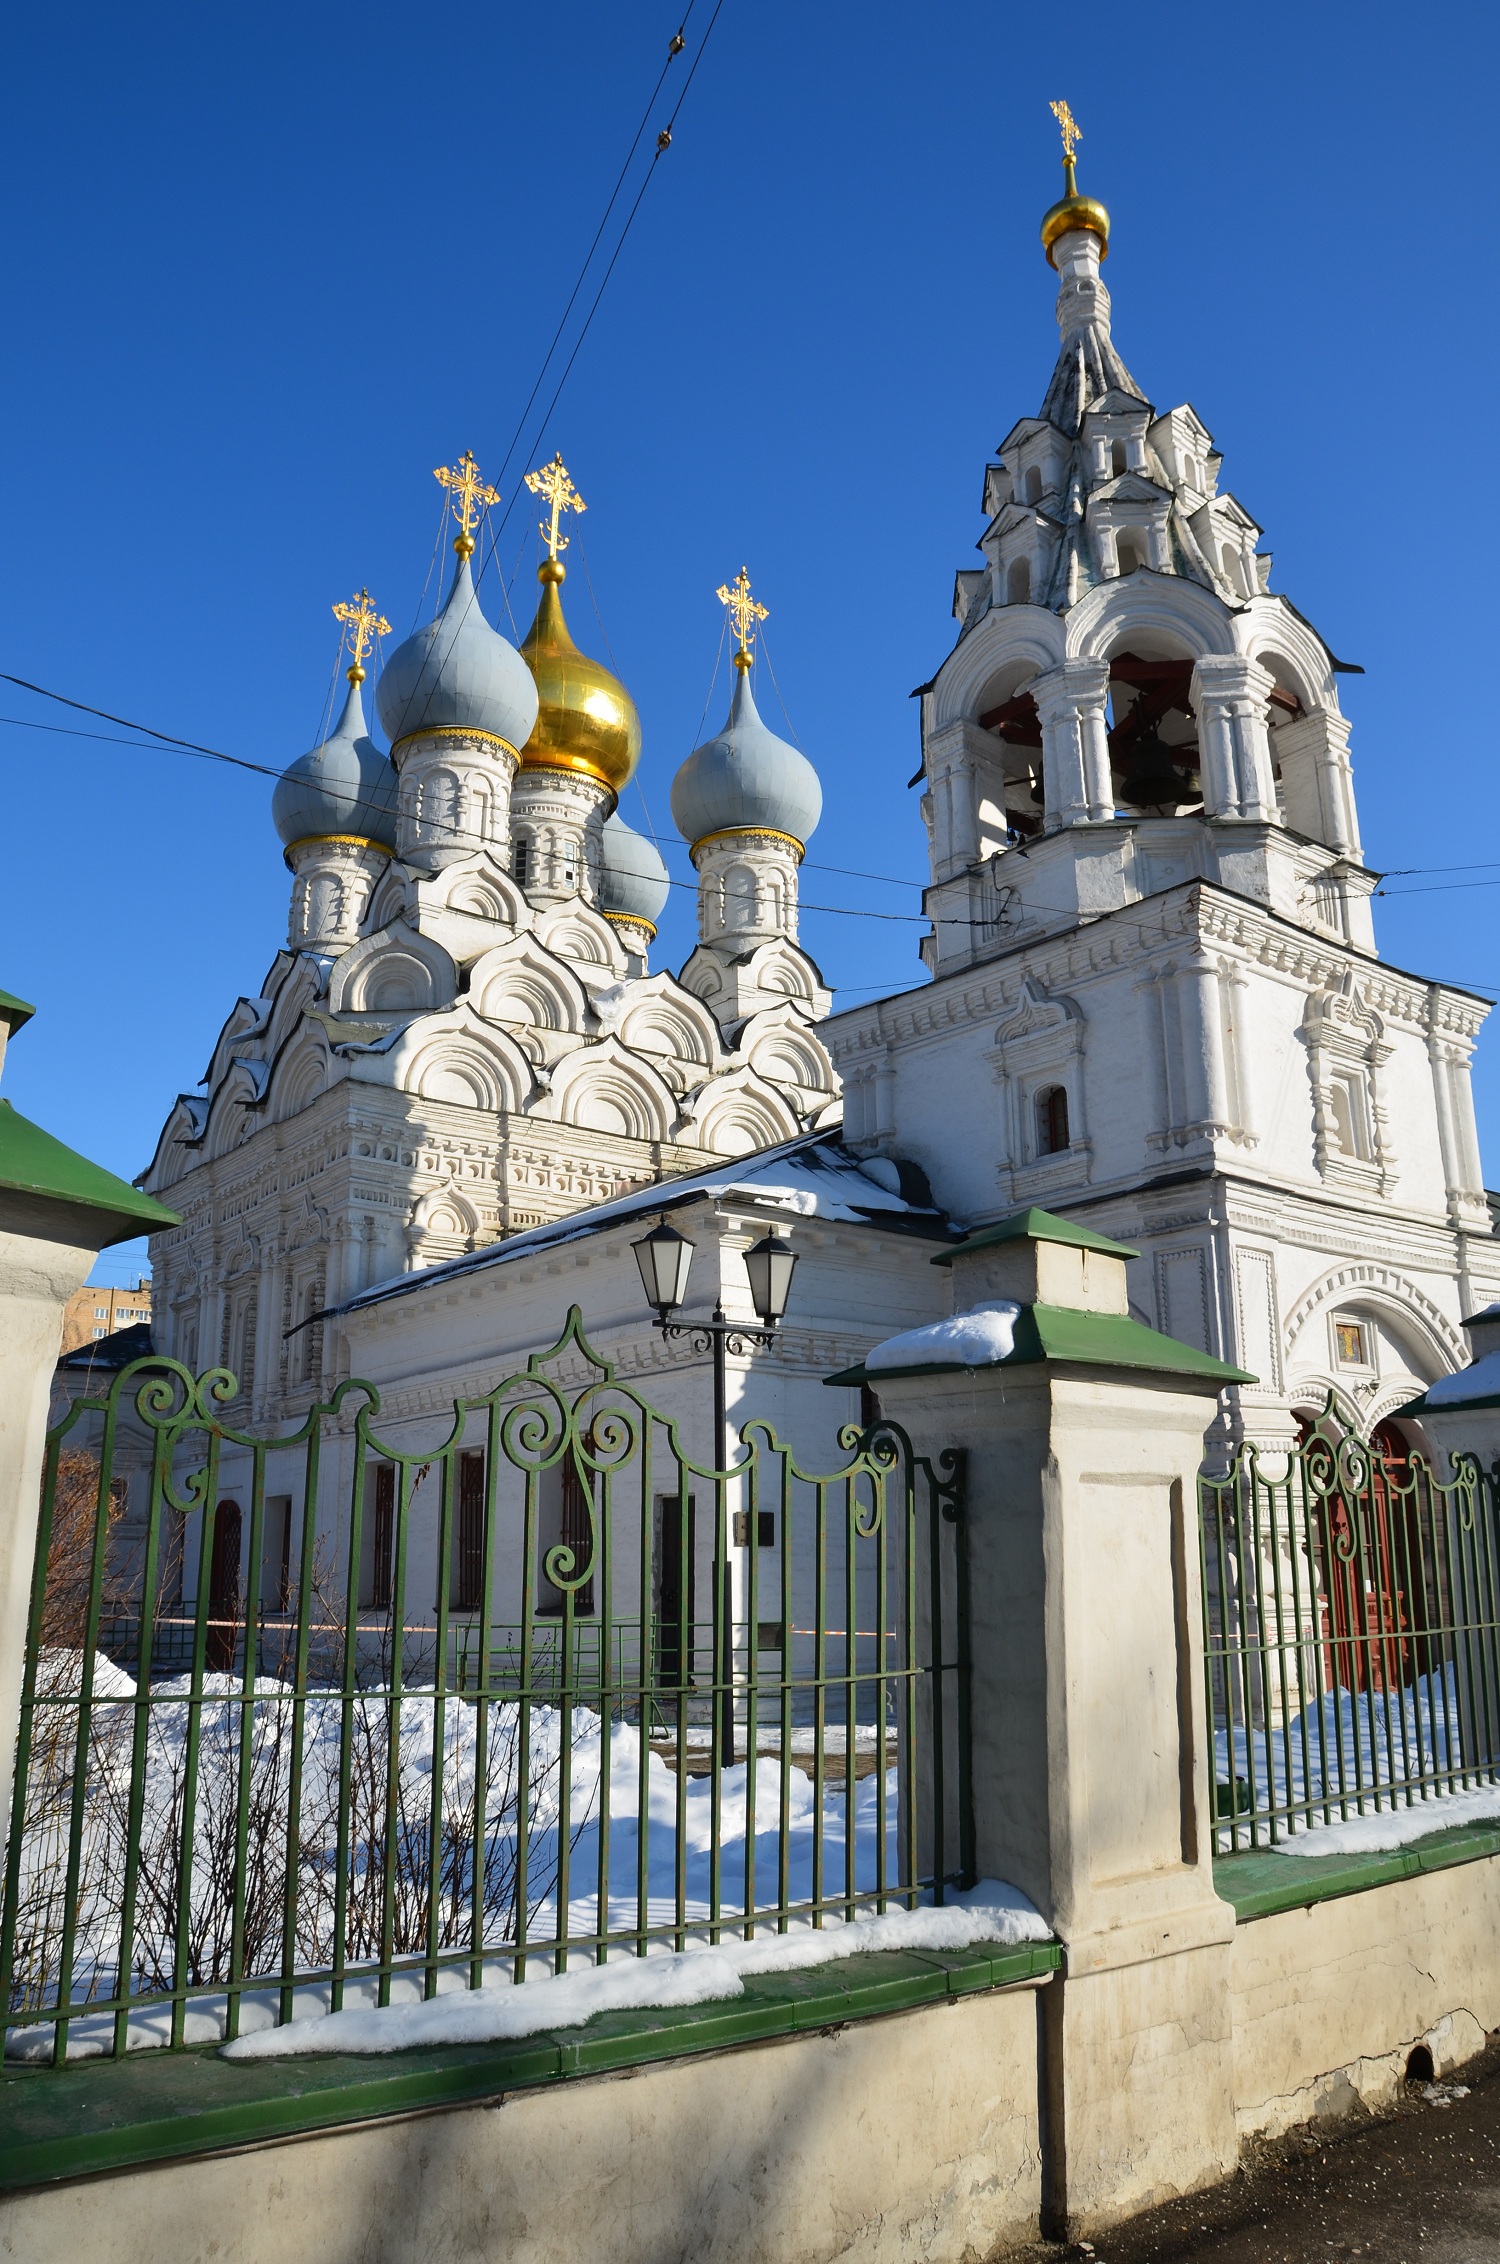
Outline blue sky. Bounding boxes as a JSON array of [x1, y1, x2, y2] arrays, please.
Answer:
[[1, 0, 1495, 1284]]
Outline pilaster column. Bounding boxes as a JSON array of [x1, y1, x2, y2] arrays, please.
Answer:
[[1183, 956, 1231, 1134], [1191, 656, 1277, 822], [867, 1219, 1242, 2234], [1033, 660, 1113, 829], [1272, 710, 1361, 856]]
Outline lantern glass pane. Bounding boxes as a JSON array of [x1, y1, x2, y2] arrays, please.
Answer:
[[743, 1231, 797, 1323], [633, 1222, 694, 1313]]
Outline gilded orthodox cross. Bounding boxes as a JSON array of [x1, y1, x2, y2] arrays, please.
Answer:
[[524, 453, 587, 561], [716, 566, 768, 669], [433, 449, 501, 556], [331, 588, 391, 684], [1049, 99, 1081, 166]]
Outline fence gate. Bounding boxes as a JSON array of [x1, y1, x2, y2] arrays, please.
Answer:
[[1, 1309, 971, 2066]]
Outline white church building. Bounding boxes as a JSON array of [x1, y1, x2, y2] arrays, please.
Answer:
[[141, 128, 1500, 1507]]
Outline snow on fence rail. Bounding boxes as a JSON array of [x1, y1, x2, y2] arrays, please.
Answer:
[[1, 1313, 972, 2066], [1200, 1405, 1500, 1850]]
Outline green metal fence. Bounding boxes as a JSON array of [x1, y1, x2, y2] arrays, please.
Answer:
[[1201, 1406, 1500, 1850], [1, 1309, 971, 2066]]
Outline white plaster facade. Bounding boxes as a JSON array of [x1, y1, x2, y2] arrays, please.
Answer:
[[824, 205, 1500, 1445]]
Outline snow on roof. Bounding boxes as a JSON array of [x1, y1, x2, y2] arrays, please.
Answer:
[[336, 1131, 953, 1321]]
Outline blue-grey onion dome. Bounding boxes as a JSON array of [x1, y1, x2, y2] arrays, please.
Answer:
[[597, 810, 670, 926], [376, 550, 539, 755], [272, 679, 398, 852], [670, 666, 822, 852]]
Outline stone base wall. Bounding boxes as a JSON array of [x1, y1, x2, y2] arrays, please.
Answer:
[[0, 1988, 1044, 2264], [1230, 1858, 1500, 2140]]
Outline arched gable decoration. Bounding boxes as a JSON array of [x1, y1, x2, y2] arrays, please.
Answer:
[[365, 868, 411, 933], [1068, 571, 1232, 664], [737, 1002, 839, 1100], [545, 1038, 676, 1142], [467, 935, 589, 1036], [1283, 1260, 1466, 1383], [680, 1064, 802, 1157], [533, 901, 628, 977], [392, 1010, 536, 1114], [407, 1178, 483, 1268], [272, 1031, 333, 1121], [414, 853, 534, 934], [615, 973, 724, 1089], [327, 924, 458, 1017], [931, 609, 1066, 733]]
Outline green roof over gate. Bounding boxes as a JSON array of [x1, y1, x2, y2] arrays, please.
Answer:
[[825, 1302, 1253, 1388], [0, 1100, 178, 1243], [931, 1206, 1140, 1267]]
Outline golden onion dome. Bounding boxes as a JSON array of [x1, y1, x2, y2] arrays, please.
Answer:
[[1040, 156, 1110, 268], [517, 560, 641, 794]]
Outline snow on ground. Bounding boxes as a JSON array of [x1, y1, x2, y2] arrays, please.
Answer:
[[866, 1301, 1022, 1373], [219, 1881, 1050, 2061], [1216, 1664, 1500, 1855], [9, 1667, 1027, 2062], [1257, 1779, 1500, 1858]]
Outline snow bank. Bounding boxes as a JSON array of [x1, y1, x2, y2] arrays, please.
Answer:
[[220, 1881, 1049, 2062], [866, 1301, 1022, 1374], [1261, 1779, 1500, 1858]]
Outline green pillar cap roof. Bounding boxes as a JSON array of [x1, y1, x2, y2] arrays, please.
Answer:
[[0, 990, 36, 1034], [932, 1205, 1140, 1267], [0, 1099, 179, 1245]]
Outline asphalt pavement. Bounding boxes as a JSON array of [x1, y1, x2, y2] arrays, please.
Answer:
[[1020, 2036, 1500, 2264]]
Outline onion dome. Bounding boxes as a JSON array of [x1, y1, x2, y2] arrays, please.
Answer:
[[376, 550, 538, 756], [517, 561, 641, 793], [670, 660, 822, 853], [272, 678, 397, 855], [597, 810, 670, 929]]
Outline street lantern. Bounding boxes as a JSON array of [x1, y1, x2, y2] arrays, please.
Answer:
[[742, 1230, 798, 1327], [636, 1212, 801, 1771], [631, 1217, 695, 1320]]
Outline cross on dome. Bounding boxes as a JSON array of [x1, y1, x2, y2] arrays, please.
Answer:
[[1049, 98, 1081, 165], [525, 453, 587, 562], [716, 567, 768, 673], [433, 449, 500, 558], [331, 588, 391, 685]]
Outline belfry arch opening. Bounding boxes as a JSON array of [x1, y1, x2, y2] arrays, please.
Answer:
[[1103, 647, 1202, 815]]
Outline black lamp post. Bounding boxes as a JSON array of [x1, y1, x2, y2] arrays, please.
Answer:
[[631, 1215, 799, 1766]]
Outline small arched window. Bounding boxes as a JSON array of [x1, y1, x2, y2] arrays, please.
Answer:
[[513, 835, 530, 887], [1110, 439, 1128, 476], [1007, 556, 1031, 605], [1116, 538, 1143, 576], [1022, 465, 1042, 504], [1221, 544, 1244, 595], [1035, 1085, 1070, 1157]]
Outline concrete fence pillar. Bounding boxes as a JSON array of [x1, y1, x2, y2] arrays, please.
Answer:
[[864, 1207, 1252, 2236], [0, 991, 178, 1855]]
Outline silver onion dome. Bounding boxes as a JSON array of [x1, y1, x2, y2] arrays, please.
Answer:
[[376, 551, 539, 755], [272, 679, 398, 851], [669, 666, 821, 851], [597, 810, 670, 926]]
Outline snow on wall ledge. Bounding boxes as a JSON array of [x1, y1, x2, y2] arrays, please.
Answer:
[[220, 1885, 1049, 2062]]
